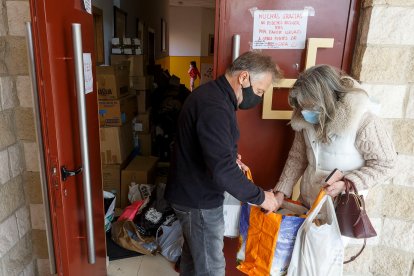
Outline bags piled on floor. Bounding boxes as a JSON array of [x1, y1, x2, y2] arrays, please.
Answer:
[[110, 180, 184, 260]]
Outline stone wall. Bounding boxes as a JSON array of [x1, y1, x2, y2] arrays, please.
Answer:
[[346, 0, 414, 275], [0, 0, 46, 275]]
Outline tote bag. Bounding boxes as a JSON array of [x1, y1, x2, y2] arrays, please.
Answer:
[[287, 190, 344, 276]]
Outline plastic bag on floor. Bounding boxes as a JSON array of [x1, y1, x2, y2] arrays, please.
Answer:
[[128, 182, 155, 204], [156, 215, 184, 262], [117, 198, 149, 222], [104, 191, 116, 232], [111, 220, 156, 255], [287, 190, 344, 276]]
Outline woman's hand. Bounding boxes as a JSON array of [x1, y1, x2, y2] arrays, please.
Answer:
[[324, 180, 346, 197]]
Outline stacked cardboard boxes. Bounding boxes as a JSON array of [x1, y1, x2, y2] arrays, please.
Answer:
[[111, 54, 153, 157], [111, 37, 142, 55], [97, 61, 137, 207]]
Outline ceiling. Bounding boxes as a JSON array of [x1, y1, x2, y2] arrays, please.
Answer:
[[169, 0, 215, 9]]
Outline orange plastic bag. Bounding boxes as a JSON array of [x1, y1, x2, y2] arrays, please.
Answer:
[[237, 188, 326, 275]]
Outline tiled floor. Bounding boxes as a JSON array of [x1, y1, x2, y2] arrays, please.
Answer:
[[107, 254, 179, 276]]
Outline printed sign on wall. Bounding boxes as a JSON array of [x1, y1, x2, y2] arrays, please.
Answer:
[[253, 10, 309, 49], [83, 0, 92, 14], [83, 53, 93, 94]]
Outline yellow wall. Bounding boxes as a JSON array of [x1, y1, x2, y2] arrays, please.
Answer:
[[156, 56, 213, 90]]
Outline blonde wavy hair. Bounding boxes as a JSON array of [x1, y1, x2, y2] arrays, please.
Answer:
[[289, 64, 366, 143]]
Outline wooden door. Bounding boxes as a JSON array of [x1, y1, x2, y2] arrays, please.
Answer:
[[214, 0, 360, 274], [29, 0, 106, 275]]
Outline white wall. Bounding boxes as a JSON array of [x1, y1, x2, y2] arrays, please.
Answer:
[[92, 0, 113, 64], [170, 6, 215, 56]]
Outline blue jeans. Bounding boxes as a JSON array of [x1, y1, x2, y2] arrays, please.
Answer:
[[171, 204, 225, 276]]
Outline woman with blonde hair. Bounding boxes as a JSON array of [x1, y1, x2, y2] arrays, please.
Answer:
[[272, 64, 396, 210]]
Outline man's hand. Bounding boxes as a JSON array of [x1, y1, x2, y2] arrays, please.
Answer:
[[260, 191, 281, 214], [236, 154, 249, 172]]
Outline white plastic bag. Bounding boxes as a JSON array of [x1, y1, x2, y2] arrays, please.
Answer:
[[287, 193, 344, 276], [128, 182, 155, 204], [156, 217, 184, 262], [104, 191, 116, 232], [223, 191, 241, 237]]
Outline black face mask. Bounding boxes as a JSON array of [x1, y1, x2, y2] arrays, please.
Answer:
[[238, 78, 262, 110]]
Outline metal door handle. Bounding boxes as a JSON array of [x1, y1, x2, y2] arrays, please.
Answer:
[[25, 21, 57, 275], [232, 34, 241, 61], [61, 166, 83, 181], [72, 23, 96, 264]]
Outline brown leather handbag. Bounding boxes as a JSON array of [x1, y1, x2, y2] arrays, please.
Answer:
[[335, 178, 377, 263]]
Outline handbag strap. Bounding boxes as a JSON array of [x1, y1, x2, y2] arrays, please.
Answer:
[[342, 178, 369, 264], [344, 238, 366, 264]]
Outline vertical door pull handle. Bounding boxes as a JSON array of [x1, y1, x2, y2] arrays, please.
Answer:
[[232, 34, 241, 61], [25, 21, 57, 275], [72, 23, 96, 264]]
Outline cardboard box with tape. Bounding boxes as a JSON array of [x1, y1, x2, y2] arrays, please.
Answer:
[[100, 122, 134, 164], [98, 93, 137, 127], [111, 54, 145, 76], [96, 61, 129, 99]]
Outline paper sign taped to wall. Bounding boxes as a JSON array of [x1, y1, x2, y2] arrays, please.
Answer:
[[83, 53, 93, 94], [83, 0, 92, 14], [252, 10, 309, 49]]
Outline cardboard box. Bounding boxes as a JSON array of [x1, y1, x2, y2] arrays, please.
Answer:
[[100, 122, 134, 164], [98, 94, 137, 127], [111, 48, 122, 55], [133, 110, 151, 133], [111, 55, 145, 76], [138, 133, 152, 156], [101, 158, 131, 208], [96, 62, 130, 99], [121, 156, 159, 208], [136, 89, 151, 113], [130, 76, 152, 90]]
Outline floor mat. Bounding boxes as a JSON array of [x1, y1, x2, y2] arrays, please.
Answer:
[[106, 230, 143, 261]]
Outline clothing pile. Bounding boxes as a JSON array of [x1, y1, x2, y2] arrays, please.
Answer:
[[111, 181, 183, 260]]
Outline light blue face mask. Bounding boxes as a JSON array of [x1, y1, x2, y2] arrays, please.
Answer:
[[301, 110, 320, 124]]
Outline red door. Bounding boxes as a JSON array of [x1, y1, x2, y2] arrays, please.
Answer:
[[214, 0, 360, 274], [29, 0, 106, 275]]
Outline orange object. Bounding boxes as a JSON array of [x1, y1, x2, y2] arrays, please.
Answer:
[[237, 207, 282, 275], [237, 189, 327, 275]]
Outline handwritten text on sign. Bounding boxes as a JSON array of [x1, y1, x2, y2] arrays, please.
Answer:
[[253, 10, 309, 49]]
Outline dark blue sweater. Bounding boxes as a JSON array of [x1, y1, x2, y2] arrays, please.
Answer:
[[165, 75, 265, 209]]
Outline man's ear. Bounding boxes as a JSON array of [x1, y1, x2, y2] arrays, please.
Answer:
[[238, 71, 249, 85]]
